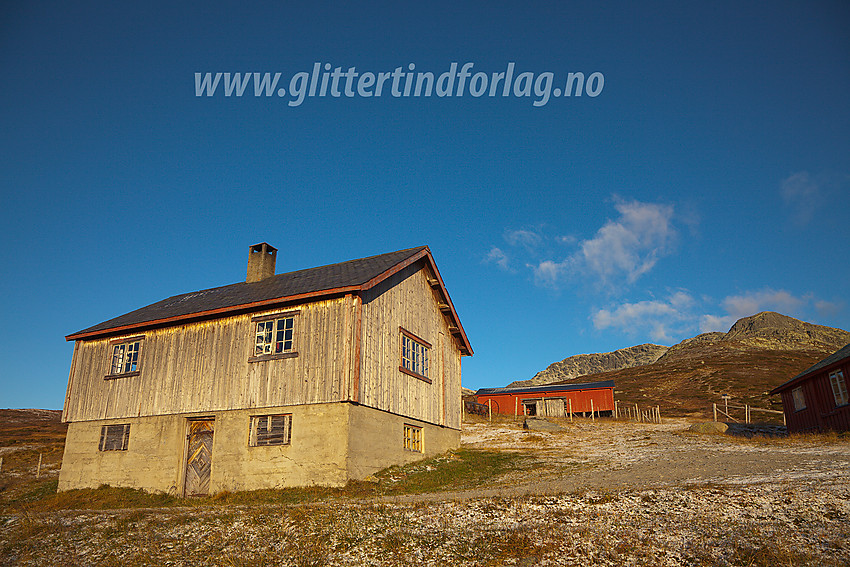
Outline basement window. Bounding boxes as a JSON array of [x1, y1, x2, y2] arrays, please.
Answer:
[[830, 370, 848, 407], [791, 387, 806, 412], [248, 311, 299, 362], [399, 328, 431, 383], [249, 414, 292, 446], [99, 424, 130, 451], [403, 424, 422, 452], [106, 337, 143, 378]]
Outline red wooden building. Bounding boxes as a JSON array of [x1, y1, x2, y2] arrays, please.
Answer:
[[770, 343, 850, 433], [475, 380, 615, 417]]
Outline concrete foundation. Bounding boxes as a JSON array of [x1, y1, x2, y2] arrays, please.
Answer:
[[58, 402, 459, 494]]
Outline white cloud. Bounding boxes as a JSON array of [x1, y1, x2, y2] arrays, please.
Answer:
[[698, 314, 736, 333], [521, 198, 679, 290], [721, 288, 806, 319], [532, 259, 570, 288], [504, 229, 542, 252], [592, 292, 696, 343], [781, 171, 822, 226], [815, 299, 844, 317], [484, 247, 510, 271], [594, 287, 839, 344], [574, 198, 677, 287], [668, 290, 695, 309], [699, 288, 829, 333]]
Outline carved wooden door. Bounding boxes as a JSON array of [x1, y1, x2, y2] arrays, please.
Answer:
[[184, 420, 214, 496]]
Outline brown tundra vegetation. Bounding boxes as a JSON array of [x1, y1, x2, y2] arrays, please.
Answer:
[[1, 409, 849, 566]]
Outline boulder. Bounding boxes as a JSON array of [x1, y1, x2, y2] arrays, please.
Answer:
[[523, 417, 565, 432], [688, 421, 729, 434]]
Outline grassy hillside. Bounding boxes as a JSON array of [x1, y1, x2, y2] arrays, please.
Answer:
[[0, 409, 66, 508], [557, 343, 830, 420]]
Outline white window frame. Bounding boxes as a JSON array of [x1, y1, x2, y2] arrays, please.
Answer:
[[791, 386, 806, 412], [255, 317, 295, 355], [249, 311, 299, 362], [830, 370, 848, 407], [99, 424, 130, 451], [249, 414, 292, 446], [107, 337, 143, 378], [399, 328, 431, 382], [403, 424, 422, 453]]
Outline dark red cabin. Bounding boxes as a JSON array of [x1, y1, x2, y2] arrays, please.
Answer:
[[770, 343, 850, 433], [475, 380, 615, 417]]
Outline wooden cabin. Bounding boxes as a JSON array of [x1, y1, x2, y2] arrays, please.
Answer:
[[770, 343, 850, 433], [59, 244, 472, 495], [474, 381, 615, 418]]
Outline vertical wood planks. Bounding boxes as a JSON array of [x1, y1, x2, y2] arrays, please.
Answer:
[[64, 298, 351, 421]]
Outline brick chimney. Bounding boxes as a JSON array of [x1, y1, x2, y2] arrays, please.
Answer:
[[246, 243, 277, 283]]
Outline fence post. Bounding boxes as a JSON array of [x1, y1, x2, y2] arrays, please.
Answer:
[[515, 397, 519, 420], [0, 456, 3, 473], [713, 402, 717, 422], [635, 404, 640, 423], [656, 405, 660, 424], [614, 400, 618, 419], [569, 399, 573, 422], [488, 399, 492, 422], [36, 453, 43, 479], [590, 399, 595, 421]]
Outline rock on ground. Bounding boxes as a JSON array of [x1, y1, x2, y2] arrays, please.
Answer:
[[688, 421, 729, 434], [523, 417, 565, 432]]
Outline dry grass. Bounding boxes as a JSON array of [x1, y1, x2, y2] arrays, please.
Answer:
[[573, 345, 830, 420], [0, 449, 532, 515], [2, 411, 849, 565], [3, 482, 848, 566]]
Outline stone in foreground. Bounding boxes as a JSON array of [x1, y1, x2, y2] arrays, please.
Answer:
[[523, 417, 566, 432], [688, 421, 729, 434]]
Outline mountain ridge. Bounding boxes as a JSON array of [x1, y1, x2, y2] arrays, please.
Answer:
[[539, 312, 850, 417], [508, 343, 669, 388], [511, 312, 850, 391]]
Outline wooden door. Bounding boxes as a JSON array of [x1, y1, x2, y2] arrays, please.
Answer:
[[184, 419, 214, 496]]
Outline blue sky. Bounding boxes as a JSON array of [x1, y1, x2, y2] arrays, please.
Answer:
[[1, 1, 848, 409]]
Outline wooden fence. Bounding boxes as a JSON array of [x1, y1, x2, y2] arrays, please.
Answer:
[[712, 401, 785, 425], [613, 401, 662, 423], [469, 398, 662, 424], [0, 452, 44, 477]]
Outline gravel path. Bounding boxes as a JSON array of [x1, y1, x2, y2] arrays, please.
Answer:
[[390, 418, 850, 502], [4, 418, 849, 566]]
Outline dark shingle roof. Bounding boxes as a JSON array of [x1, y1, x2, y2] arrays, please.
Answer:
[[68, 246, 431, 340], [475, 380, 615, 396], [770, 342, 850, 394]]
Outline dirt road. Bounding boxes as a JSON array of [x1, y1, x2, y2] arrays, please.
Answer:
[[433, 418, 850, 499]]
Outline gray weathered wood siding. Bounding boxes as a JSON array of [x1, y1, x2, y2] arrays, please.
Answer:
[[359, 264, 462, 429], [62, 297, 356, 422]]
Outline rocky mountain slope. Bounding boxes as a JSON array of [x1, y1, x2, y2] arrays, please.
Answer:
[[533, 312, 850, 418], [508, 343, 669, 388], [657, 311, 850, 365]]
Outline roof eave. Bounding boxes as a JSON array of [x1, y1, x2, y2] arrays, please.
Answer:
[[65, 246, 474, 355], [475, 380, 616, 396], [65, 285, 362, 341], [769, 355, 850, 395], [360, 246, 473, 356]]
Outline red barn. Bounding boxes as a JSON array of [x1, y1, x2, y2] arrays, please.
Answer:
[[474, 381, 615, 417], [770, 343, 850, 433]]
